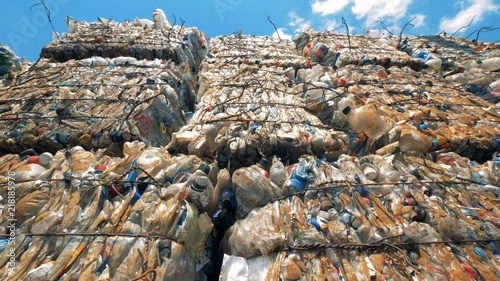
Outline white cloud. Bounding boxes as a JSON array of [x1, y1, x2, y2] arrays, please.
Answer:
[[288, 11, 312, 33], [351, 0, 414, 26], [411, 14, 426, 28], [322, 19, 339, 31], [270, 12, 309, 40], [310, 0, 416, 28], [312, 0, 351, 16], [272, 28, 292, 40], [440, 0, 499, 34]]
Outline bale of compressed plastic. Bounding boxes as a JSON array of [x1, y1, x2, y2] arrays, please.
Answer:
[[0, 142, 215, 280], [221, 153, 500, 279]]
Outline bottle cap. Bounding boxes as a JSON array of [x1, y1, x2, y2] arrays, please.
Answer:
[[27, 156, 41, 165], [361, 163, 378, 180], [58, 133, 70, 145], [20, 149, 37, 157], [95, 164, 106, 172], [197, 162, 210, 174], [191, 177, 208, 192]]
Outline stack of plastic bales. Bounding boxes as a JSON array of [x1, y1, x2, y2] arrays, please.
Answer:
[[1, 12, 500, 281]]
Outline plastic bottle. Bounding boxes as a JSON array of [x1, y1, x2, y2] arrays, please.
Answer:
[[366, 29, 382, 38], [478, 57, 500, 72], [312, 43, 328, 62], [286, 161, 311, 195], [27, 156, 41, 165], [212, 189, 237, 233], [398, 126, 432, 155], [207, 168, 231, 216], [269, 159, 287, 188], [323, 51, 340, 67], [293, 32, 311, 52], [491, 157, 500, 179], [123, 160, 141, 204], [304, 81, 329, 101], [188, 176, 212, 211], [359, 161, 379, 181], [346, 104, 394, 139], [95, 164, 106, 178], [232, 165, 283, 218], [175, 204, 188, 236]]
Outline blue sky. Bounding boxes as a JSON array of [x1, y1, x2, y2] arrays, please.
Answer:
[[1, 0, 499, 61]]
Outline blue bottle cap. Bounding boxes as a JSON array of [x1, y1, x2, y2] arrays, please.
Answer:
[[360, 187, 369, 197], [58, 133, 70, 145], [251, 123, 258, 133]]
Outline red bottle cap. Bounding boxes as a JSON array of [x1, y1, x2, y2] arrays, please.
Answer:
[[28, 156, 41, 165], [96, 164, 107, 172]]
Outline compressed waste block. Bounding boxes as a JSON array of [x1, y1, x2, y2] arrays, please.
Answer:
[[0, 17, 209, 155], [0, 142, 217, 280], [221, 154, 500, 280]]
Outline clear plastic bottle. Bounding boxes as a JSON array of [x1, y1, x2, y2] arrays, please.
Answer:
[[346, 104, 394, 139], [187, 176, 212, 211]]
